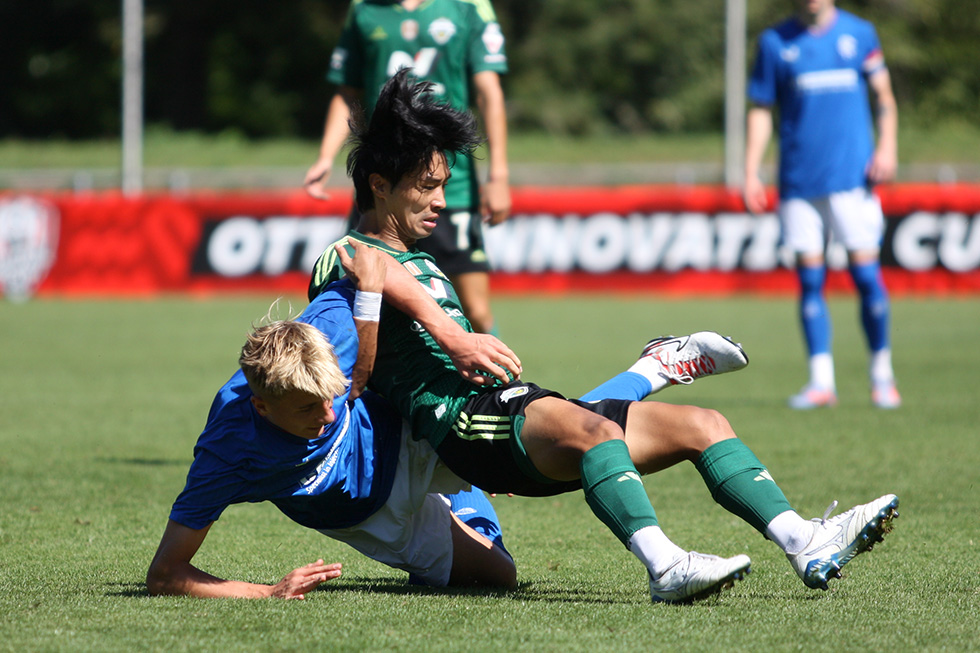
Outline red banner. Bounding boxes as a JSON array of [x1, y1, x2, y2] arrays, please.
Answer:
[[1, 185, 978, 298]]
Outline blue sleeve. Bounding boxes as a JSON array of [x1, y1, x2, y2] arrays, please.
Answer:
[[748, 32, 778, 106], [300, 281, 359, 379], [169, 450, 245, 530]]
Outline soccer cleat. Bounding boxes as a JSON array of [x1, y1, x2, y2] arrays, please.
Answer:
[[788, 494, 899, 590], [640, 332, 749, 386], [871, 382, 902, 409], [648, 552, 751, 604], [788, 385, 838, 410]]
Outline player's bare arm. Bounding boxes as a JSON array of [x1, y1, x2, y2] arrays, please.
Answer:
[[146, 519, 342, 599], [743, 105, 774, 214], [337, 239, 386, 400], [337, 241, 522, 385], [305, 86, 363, 200], [867, 69, 898, 185], [472, 71, 511, 226]]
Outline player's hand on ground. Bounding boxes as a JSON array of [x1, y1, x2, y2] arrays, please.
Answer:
[[270, 559, 342, 600], [743, 175, 769, 214], [336, 240, 386, 293], [447, 332, 522, 386], [480, 178, 512, 226], [304, 159, 334, 200]]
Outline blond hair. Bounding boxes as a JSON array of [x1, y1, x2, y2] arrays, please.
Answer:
[[239, 320, 349, 401]]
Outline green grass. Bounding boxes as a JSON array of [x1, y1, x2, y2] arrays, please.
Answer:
[[2, 123, 980, 168], [1, 296, 978, 651]]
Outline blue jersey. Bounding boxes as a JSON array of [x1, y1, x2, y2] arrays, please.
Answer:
[[169, 282, 402, 531], [748, 9, 886, 200]]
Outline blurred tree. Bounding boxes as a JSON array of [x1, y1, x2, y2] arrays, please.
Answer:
[[0, 0, 976, 138]]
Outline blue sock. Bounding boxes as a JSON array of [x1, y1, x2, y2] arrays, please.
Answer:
[[849, 261, 890, 352], [448, 487, 509, 557], [578, 371, 652, 403], [798, 265, 831, 356]]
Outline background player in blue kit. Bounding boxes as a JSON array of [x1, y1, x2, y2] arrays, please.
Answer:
[[743, 0, 901, 409]]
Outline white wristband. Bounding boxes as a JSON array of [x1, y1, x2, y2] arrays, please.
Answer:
[[353, 291, 382, 322]]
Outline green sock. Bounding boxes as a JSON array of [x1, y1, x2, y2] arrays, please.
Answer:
[[695, 438, 793, 534], [580, 439, 659, 546]]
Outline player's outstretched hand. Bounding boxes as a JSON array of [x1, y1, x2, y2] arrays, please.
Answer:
[[336, 240, 386, 294], [271, 559, 342, 600], [446, 332, 522, 386]]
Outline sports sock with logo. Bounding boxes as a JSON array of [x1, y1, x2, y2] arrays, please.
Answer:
[[695, 438, 794, 534], [577, 371, 653, 403], [849, 260, 890, 353], [580, 439, 659, 546], [798, 264, 832, 357]]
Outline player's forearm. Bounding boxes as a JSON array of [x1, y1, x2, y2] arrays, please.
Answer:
[[874, 91, 898, 158], [744, 107, 773, 179], [475, 74, 509, 183], [147, 561, 274, 599], [350, 317, 379, 400], [317, 91, 356, 161]]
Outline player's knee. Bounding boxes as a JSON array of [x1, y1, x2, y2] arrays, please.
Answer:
[[686, 407, 736, 451]]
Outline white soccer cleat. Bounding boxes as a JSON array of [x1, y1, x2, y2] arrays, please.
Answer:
[[648, 552, 751, 604], [639, 332, 749, 386], [788, 494, 899, 590], [788, 385, 838, 410], [871, 382, 902, 409]]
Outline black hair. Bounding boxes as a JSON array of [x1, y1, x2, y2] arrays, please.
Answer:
[[347, 68, 482, 213]]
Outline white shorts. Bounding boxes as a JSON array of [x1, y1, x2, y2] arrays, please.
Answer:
[[779, 187, 885, 255], [318, 423, 469, 587]]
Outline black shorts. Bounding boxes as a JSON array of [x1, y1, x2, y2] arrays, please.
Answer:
[[435, 381, 633, 497], [350, 206, 491, 275]]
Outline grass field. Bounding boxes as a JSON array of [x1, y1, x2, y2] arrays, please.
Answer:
[[3, 123, 980, 168], [1, 295, 978, 652]]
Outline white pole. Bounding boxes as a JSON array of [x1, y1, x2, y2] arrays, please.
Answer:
[[724, 0, 746, 190], [121, 0, 144, 195]]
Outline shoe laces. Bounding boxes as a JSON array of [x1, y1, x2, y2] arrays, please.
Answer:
[[816, 500, 839, 525], [644, 338, 716, 385]]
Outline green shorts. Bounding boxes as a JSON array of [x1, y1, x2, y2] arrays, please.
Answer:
[[435, 381, 632, 496]]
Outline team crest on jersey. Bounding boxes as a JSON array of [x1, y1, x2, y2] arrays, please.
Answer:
[[836, 34, 858, 60], [780, 45, 800, 63], [0, 195, 59, 302], [425, 259, 448, 280], [428, 17, 456, 45], [401, 19, 419, 41], [482, 22, 505, 55], [500, 386, 529, 403]]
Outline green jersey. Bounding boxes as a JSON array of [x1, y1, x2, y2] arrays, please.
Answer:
[[327, 0, 507, 208], [309, 231, 487, 448]]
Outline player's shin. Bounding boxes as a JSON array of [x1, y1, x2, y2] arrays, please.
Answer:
[[695, 438, 795, 535]]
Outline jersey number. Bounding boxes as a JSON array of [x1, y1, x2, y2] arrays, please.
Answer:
[[451, 212, 472, 250]]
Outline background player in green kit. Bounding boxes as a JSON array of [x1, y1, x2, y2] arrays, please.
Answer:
[[308, 70, 901, 604], [304, 0, 510, 336]]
